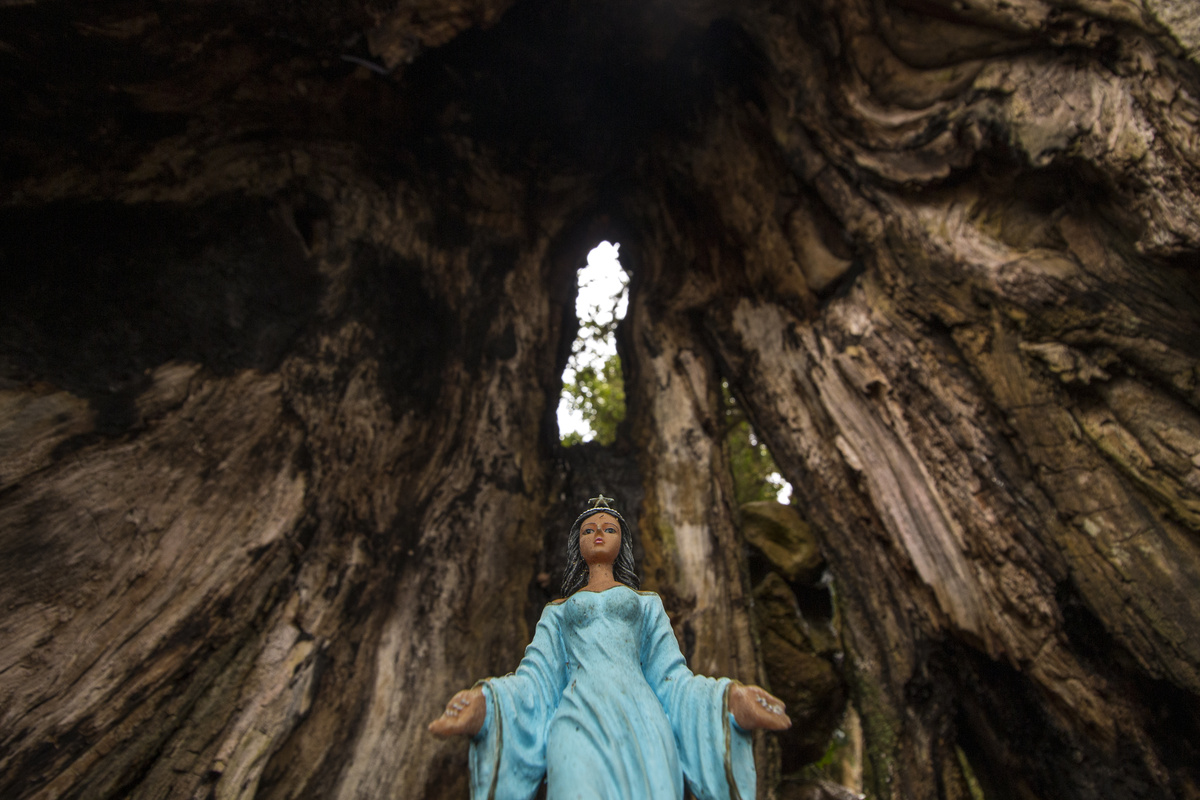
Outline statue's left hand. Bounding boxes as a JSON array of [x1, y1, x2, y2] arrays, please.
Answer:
[[428, 686, 486, 738], [729, 683, 792, 731]]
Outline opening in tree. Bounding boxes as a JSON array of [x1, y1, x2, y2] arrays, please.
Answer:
[[721, 379, 792, 505], [558, 241, 628, 446]]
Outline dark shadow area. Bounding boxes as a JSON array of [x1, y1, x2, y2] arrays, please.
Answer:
[[0, 198, 322, 433], [1057, 582, 1200, 800], [396, 0, 770, 177], [341, 242, 458, 419], [910, 627, 1193, 800]]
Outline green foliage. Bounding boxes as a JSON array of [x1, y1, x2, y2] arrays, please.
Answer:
[[955, 746, 987, 800], [721, 381, 787, 505], [562, 353, 625, 446], [804, 727, 851, 775], [559, 365, 784, 506], [559, 255, 628, 447]]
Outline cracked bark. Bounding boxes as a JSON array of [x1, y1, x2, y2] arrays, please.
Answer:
[[1, 0, 1199, 798]]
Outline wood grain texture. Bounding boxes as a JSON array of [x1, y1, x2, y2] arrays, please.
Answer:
[[1, 0, 1198, 797]]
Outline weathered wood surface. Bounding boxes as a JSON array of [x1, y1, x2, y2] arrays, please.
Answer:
[[0, 103, 574, 797], [2, 0, 1199, 798]]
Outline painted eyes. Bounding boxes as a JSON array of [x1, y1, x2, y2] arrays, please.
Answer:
[[582, 526, 617, 536]]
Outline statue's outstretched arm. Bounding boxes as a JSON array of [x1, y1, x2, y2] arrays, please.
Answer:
[[428, 686, 485, 738], [728, 682, 791, 731]]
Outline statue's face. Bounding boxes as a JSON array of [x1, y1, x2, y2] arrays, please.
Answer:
[[579, 512, 621, 566]]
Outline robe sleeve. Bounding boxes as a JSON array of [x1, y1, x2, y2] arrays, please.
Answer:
[[469, 604, 567, 800], [640, 593, 756, 800]]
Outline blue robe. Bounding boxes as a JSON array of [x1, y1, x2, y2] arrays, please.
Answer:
[[469, 585, 755, 800]]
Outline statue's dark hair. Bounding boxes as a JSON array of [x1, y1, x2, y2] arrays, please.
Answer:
[[561, 506, 639, 597]]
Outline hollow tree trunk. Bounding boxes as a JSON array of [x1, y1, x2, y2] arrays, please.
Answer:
[[2, 0, 1200, 799], [0, 110, 581, 798], [637, 2, 1200, 796]]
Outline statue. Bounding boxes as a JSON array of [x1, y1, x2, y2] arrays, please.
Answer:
[[429, 496, 790, 800]]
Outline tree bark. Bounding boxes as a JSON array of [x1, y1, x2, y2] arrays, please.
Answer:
[[2, 0, 1199, 798], [678, 3, 1200, 795]]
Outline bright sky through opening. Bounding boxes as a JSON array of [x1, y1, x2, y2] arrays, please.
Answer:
[[557, 241, 627, 441], [558, 242, 791, 503]]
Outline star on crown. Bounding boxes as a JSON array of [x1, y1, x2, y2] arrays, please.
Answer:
[[587, 493, 615, 510]]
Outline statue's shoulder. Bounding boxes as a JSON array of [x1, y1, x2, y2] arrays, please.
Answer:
[[635, 590, 664, 608], [548, 597, 568, 606]]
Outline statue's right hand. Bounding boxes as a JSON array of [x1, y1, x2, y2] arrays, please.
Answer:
[[428, 686, 486, 738]]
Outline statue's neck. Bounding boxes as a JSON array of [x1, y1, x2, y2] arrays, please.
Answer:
[[584, 562, 617, 591]]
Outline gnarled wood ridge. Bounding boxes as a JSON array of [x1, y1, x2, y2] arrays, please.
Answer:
[[1, 0, 1198, 797]]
